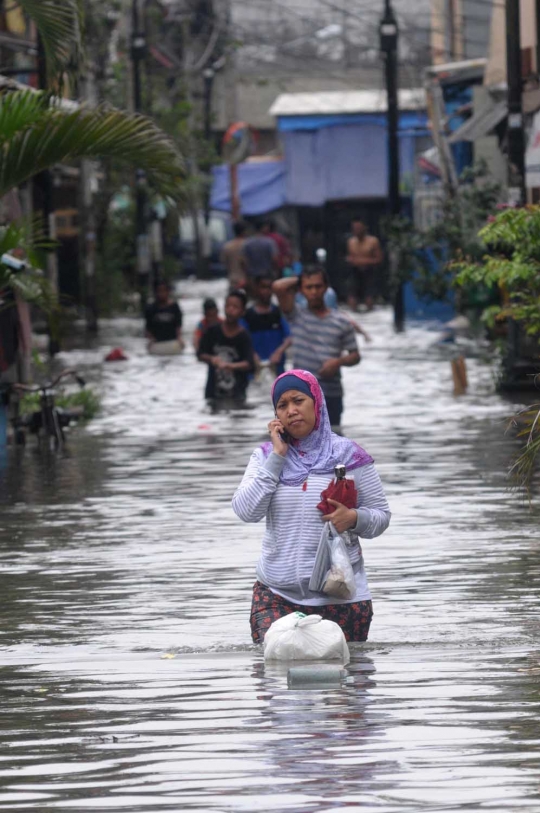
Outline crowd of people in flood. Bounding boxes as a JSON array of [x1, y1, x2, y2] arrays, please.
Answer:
[[144, 217, 383, 429]]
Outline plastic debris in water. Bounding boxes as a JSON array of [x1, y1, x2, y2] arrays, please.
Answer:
[[105, 347, 128, 362], [287, 665, 347, 689]]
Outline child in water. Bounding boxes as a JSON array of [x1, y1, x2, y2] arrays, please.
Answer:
[[197, 289, 255, 406], [193, 297, 222, 352]]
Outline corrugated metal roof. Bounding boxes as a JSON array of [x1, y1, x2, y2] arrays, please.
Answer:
[[269, 88, 426, 117], [448, 100, 507, 143]]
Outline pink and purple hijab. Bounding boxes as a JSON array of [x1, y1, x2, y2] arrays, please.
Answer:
[[261, 369, 373, 486]]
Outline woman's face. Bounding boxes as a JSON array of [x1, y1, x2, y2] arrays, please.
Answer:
[[275, 389, 316, 439]]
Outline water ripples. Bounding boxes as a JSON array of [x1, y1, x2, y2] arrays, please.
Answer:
[[1, 282, 539, 810]]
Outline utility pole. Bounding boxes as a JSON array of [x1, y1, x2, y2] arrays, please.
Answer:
[[81, 53, 99, 333], [202, 66, 215, 227], [506, 0, 525, 206], [80, 0, 99, 333], [182, 17, 205, 279], [536, 0, 540, 86], [131, 0, 151, 310], [505, 0, 525, 376], [380, 0, 403, 331], [36, 35, 60, 354], [447, 0, 457, 60]]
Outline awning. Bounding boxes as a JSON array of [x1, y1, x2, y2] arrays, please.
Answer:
[[448, 100, 507, 143], [270, 88, 426, 117]]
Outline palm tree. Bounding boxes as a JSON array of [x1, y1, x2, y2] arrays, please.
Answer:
[[0, 90, 184, 199], [0, 2, 184, 329]]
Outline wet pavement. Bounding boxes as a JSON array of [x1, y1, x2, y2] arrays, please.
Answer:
[[1, 279, 540, 812]]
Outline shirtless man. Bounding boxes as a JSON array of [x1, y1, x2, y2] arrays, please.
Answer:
[[346, 219, 383, 312]]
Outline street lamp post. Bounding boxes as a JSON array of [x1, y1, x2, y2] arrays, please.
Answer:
[[131, 0, 151, 310], [380, 0, 403, 331], [202, 66, 215, 228]]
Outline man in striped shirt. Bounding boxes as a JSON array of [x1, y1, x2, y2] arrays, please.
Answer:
[[273, 266, 360, 428]]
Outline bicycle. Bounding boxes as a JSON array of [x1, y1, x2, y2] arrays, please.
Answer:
[[11, 369, 86, 449]]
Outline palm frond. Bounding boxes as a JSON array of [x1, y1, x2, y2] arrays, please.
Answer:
[[508, 404, 540, 495], [0, 215, 57, 311], [0, 266, 54, 309], [0, 215, 56, 267], [16, 0, 84, 84], [0, 92, 185, 199], [0, 90, 49, 143]]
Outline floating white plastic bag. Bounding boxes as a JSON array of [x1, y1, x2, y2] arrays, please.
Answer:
[[148, 339, 184, 356], [309, 523, 356, 600], [263, 612, 350, 663]]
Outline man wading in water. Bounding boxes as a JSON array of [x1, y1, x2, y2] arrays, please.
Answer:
[[346, 219, 383, 312], [273, 266, 360, 429]]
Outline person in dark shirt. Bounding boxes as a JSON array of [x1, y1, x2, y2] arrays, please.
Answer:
[[145, 280, 183, 349], [243, 276, 291, 377], [198, 289, 254, 404], [241, 220, 279, 282]]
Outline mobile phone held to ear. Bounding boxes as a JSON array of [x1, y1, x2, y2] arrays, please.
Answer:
[[279, 429, 291, 444]]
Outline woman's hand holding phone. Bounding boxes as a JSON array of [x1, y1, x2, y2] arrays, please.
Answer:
[[268, 418, 289, 457]]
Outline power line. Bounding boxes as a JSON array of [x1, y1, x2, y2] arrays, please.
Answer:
[[232, 0, 492, 50]]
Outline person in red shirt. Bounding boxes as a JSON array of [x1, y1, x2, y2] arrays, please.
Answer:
[[193, 298, 222, 352], [265, 219, 292, 277]]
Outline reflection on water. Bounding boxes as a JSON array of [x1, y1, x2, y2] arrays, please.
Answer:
[[1, 282, 539, 811]]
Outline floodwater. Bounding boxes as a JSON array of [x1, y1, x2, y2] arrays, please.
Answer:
[[1, 279, 540, 812]]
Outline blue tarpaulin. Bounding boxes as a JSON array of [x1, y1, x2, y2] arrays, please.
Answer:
[[279, 110, 428, 205], [210, 111, 430, 211], [276, 111, 429, 133], [282, 124, 422, 205], [210, 161, 287, 215]]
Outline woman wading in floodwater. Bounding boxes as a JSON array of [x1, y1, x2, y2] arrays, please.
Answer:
[[232, 370, 391, 643]]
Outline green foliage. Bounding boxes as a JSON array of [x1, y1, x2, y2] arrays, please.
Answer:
[[452, 205, 540, 497], [453, 205, 540, 337], [0, 90, 185, 199], [0, 217, 57, 312], [15, 0, 84, 86], [154, 100, 216, 200], [20, 387, 100, 421], [383, 163, 502, 303], [95, 203, 136, 316]]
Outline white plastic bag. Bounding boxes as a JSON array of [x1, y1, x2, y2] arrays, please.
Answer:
[[264, 611, 350, 663], [148, 339, 184, 356], [323, 532, 356, 600], [309, 523, 356, 600]]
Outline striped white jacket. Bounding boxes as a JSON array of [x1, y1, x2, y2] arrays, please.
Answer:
[[232, 450, 391, 605]]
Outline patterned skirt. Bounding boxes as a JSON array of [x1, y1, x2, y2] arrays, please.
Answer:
[[250, 581, 373, 644]]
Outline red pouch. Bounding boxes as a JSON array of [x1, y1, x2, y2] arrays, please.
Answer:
[[317, 476, 357, 514]]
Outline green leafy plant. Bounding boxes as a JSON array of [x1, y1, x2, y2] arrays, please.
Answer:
[[453, 206, 540, 336], [383, 163, 502, 303], [20, 386, 100, 421], [0, 217, 56, 311], [453, 205, 540, 496]]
